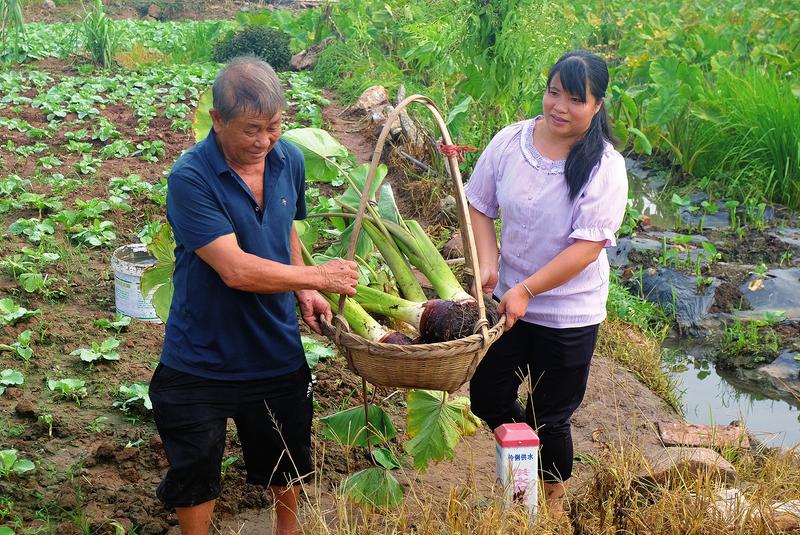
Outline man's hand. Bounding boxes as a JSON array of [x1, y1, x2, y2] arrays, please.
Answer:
[[315, 259, 359, 296], [296, 290, 332, 335], [497, 284, 531, 330]]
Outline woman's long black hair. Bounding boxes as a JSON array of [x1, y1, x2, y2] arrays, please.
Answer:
[[547, 50, 616, 201]]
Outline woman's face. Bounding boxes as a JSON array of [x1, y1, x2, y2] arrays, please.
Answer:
[[542, 73, 602, 141]]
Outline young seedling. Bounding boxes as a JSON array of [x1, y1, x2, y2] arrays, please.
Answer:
[[70, 220, 116, 248], [220, 455, 238, 478], [724, 200, 740, 231], [71, 337, 121, 363], [113, 383, 152, 412], [0, 369, 24, 395], [0, 298, 41, 326], [85, 416, 111, 434], [0, 330, 34, 367], [93, 314, 131, 333], [37, 413, 54, 437], [0, 450, 35, 479], [47, 378, 87, 405], [302, 335, 335, 369]]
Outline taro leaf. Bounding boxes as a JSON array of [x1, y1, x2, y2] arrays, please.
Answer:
[[644, 87, 683, 127], [649, 56, 681, 87], [340, 467, 404, 509], [0, 526, 13, 534], [117, 383, 152, 411], [283, 128, 350, 183], [404, 390, 481, 471], [338, 163, 388, 209], [320, 404, 397, 447], [445, 95, 473, 137], [0, 369, 23, 395], [192, 89, 213, 142], [627, 127, 652, 155], [301, 335, 335, 369], [141, 225, 176, 323], [377, 182, 401, 225], [294, 219, 319, 250], [372, 447, 401, 470]]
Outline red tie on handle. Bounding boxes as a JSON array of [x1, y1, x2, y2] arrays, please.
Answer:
[[438, 141, 476, 162]]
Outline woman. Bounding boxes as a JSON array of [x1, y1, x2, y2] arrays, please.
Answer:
[[465, 50, 628, 516]]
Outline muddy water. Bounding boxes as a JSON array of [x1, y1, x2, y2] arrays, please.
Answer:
[[664, 339, 800, 446]]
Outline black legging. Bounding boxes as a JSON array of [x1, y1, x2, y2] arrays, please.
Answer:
[[470, 320, 599, 482]]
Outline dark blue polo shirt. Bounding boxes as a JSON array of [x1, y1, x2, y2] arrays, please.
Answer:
[[160, 128, 307, 380]]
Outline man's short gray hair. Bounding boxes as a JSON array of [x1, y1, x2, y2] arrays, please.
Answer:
[[212, 56, 285, 123]]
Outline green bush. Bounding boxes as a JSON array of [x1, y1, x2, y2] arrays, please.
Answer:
[[212, 26, 291, 70]]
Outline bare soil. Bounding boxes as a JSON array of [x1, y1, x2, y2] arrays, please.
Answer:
[[0, 61, 683, 534]]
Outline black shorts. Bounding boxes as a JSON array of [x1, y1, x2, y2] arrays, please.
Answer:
[[149, 362, 314, 509]]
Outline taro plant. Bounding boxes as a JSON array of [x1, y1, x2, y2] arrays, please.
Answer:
[[134, 140, 165, 163], [724, 200, 741, 232], [0, 450, 34, 479], [47, 378, 87, 405], [7, 217, 55, 244], [0, 369, 23, 395], [37, 413, 54, 437], [0, 329, 34, 367], [698, 199, 718, 231], [113, 383, 152, 413], [71, 337, 120, 363], [302, 335, 335, 369], [73, 154, 102, 175], [670, 193, 697, 231]]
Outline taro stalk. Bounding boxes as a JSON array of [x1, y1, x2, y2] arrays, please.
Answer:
[[724, 200, 740, 232], [670, 193, 696, 231]]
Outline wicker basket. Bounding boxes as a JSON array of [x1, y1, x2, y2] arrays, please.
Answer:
[[323, 94, 505, 393]]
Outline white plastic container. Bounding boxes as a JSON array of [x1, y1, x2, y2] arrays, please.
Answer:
[[495, 422, 540, 520], [111, 244, 161, 323]]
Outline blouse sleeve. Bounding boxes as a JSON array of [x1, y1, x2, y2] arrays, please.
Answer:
[[464, 123, 519, 219], [568, 150, 629, 247]]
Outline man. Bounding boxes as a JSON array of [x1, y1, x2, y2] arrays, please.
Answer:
[[149, 57, 359, 535]]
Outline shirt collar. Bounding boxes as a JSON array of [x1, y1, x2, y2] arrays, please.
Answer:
[[202, 127, 287, 177]]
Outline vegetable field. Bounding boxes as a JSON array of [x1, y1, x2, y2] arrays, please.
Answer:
[[1, 1, 799, 534]]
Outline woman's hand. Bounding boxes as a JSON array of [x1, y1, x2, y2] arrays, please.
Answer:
[[497, 284, 531, 330], [472, 267, 498, 298]]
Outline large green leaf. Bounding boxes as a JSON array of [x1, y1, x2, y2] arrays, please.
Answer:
[[628, 127, 653, 155], [404, 390, 481, 471], [149, 224, 176, 264], [338, 163, 388, 209], [644, 87, 683, 127], [151, 280, 174, 323], [193, 89, 213, 142], [340, 467, 404, 509], [649, 56, 680, 87], [445, 95, 474, 137], [320, 404, 397, 447], [376, 182, 402, 225], [301, 335, 335, 368], [283, 128, 350, 183], [0, 369, 24, 386]]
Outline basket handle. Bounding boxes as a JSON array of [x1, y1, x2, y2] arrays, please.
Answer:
[[336, 94, 489, 343]]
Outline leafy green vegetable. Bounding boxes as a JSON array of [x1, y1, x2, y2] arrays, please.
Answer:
[[340, 467, 404, 509], [302, 335, 335, 368], [320, 404, 397, 448], [0, 369, 24, 395], [0, 449, 35, 478]]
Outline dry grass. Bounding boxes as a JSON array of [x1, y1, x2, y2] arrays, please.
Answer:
[[595, 317, 682, 412]]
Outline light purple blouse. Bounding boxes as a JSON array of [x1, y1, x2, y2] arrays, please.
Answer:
[[465, 117, 629, 328]]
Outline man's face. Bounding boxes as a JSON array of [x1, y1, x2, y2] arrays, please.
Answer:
[[210, 109, 283, 167]]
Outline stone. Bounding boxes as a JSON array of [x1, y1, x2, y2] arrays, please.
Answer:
[[368, 104, 402, 137], [706, 487, 749, 523], [42, 0, 56, 10], [658, 422, 750, 450], [290, 36, 335, 71], [640, 446, 736, 485], [14, 399, 37, 420], [769, 500, 800, 531], [356, 85, 390, 113], [146, 3, 162, 19], [770, 226, 800, 250], [441, 232, 464, 259]]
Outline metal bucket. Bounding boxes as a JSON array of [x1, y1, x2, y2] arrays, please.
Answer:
[[111, 244, 161, 323]]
